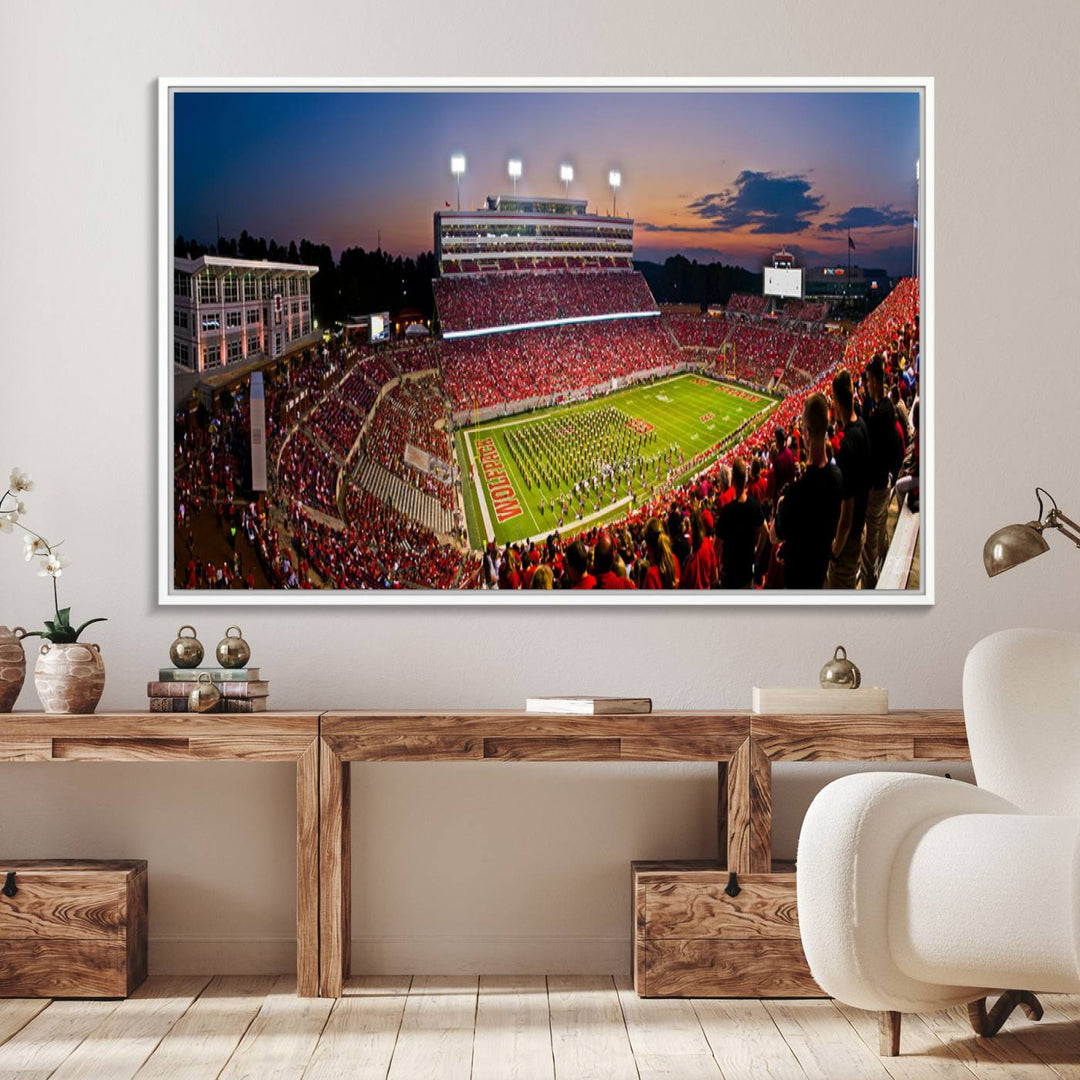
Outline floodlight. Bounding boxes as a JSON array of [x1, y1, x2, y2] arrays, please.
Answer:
[[450, 154, 466, 210], [609, 170, 622, 215], [508, 158, 522, 194]]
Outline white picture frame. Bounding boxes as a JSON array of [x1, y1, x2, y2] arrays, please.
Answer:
[[158, 76, 933, 606]]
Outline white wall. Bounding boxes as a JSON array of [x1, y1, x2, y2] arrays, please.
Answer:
[[2, 0, 1078, 974]]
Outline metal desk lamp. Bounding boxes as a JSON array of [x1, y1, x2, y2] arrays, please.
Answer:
[[983, 488, 1080, 577]]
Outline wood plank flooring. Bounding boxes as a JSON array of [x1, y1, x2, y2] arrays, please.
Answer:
[[1, 976, 1078, 1079]]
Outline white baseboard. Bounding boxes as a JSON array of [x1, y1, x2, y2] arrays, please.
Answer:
[[148, 935, 630, 975]]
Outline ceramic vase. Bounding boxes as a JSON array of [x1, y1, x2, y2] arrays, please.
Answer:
[[34, 642, 106, 714], [0, 626, 27, 712]]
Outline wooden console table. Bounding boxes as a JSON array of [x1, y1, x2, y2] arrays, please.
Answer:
[[2, 708, 971, 999], [318, 709, 969, 998], [0, 712, 321, 997]]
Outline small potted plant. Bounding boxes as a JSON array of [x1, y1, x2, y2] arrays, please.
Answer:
[[1, 468, 107, 714]]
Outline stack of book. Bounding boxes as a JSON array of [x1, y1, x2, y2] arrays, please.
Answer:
[[147, 668, 269, 713]]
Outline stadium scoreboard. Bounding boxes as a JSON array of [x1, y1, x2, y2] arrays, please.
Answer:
[[369, 312, 390, 343], [763, 266, 804, 300]]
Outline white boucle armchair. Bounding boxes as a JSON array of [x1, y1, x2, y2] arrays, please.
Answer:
[[797, 628, 1080, 1056]]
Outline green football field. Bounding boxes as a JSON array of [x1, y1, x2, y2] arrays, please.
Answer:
[[455, 373, 779, 550]]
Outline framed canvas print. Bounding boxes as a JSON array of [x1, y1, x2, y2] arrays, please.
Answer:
[[159, 77, 932, 605]]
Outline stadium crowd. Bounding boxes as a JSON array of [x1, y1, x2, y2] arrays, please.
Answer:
[[726, 293, 769, 316], [276, 430, 341, 518], [784, 332, 845, 389], [358, 379, 455, 510], [305, 398, 363, 460], [663, 312, 732, 349], [438, 318, 682, 411], [433, 269, 657, 333]]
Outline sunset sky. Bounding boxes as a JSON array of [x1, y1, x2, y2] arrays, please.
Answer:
[[174, 88, 921, 275]]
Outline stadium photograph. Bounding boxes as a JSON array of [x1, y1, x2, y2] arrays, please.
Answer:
[[161, 79, 929, 602]]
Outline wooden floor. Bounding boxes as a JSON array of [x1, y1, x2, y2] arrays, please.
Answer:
[[2, 975, 1079, 1079]]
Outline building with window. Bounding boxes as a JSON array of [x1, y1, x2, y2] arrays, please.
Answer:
[[173, 255, 318, 376]]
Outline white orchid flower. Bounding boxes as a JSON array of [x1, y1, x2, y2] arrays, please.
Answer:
[[8, 468, 34, 493], [23, 534, 49, 560], [0, 514, 13, 534], [38, 552, 70, 578]]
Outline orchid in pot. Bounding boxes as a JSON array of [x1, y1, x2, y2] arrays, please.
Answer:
[[1, 468, 108, 713]]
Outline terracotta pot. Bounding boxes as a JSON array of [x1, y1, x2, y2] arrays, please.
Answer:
[[34, 642, 106, 715], [0, 626, 27, 713]]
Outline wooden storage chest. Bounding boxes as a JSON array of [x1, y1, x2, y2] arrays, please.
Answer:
[[0, 859, 148, 998], [632, 859, 822, 998]]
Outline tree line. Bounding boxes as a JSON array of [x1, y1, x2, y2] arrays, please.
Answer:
[[636, 254, 762, 308]]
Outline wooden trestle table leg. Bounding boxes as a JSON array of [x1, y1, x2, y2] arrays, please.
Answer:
[[726, 737, 773, 874], [296, 738, 320, 997], [319, 738, 351, 997]]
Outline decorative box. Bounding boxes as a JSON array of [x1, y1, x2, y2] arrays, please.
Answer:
[[632, 859, 822, 998], [0, 859, 148, 997]]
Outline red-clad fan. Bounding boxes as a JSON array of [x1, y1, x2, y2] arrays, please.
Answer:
[[679, 508, 718, 589], [564, 540, 597, 589], [594, 531, 635, 589]]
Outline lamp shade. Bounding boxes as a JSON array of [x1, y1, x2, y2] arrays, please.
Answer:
[[983, 522, 1050, 577]]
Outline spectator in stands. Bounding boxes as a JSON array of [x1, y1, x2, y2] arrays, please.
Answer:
[[715, 457, 764, 589], [498, 547, 522, 590], [679, 508, 718, 589], [891, 384, 911, 442], [773, 393, 843, 589], [828, 369, 872, 589], [563, 540, 596, 590], [666, 506, 691, 574], [748, 457, 769, 505], [641, 517, 678, 589], [715, 464, 734, 510], [861, 354, 903, 589], [530, 564, 554, 589], [594, 532, 635, 589], [770, 427, 796, 498], [616, 528, 636, 580]]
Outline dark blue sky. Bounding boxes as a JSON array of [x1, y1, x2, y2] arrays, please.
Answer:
[[174, 89, 920, 274]]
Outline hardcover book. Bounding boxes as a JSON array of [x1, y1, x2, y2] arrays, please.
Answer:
[[525, 696, 652, 715], [158, 668, 261, 681], [147, 680, 269, 699], [147, 696, 269, 713]]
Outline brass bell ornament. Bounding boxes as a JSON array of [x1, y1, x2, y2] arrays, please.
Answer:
[[820, 645, 861, 689], [169, 625, 204, 669], [215, 626, 251, 669], [188, 672, 221, 713]]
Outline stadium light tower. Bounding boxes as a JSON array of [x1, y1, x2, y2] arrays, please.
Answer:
[[450, 154, 466, 211], [609, 170, 621, 216], [508, 158, 522, 195], [560, 163, 574, 198]]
